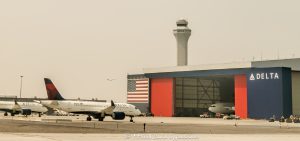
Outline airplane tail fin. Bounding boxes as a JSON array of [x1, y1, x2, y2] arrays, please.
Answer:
[[44, 78, 65, 100]]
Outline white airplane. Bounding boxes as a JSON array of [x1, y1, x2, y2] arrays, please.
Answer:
[[39, 78, 142, 122], [0, 100, 48, 117], [208, 103, 235, 114]]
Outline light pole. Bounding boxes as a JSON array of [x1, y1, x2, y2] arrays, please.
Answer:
[[19, 76, 23, 98]]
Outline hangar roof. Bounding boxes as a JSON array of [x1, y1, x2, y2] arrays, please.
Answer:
[[143, 62, 251, 74], [142, 58, 300, 74]]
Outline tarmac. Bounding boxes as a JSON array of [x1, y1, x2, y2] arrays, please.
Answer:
[[1, 133, 300, 141], [0, 115, 300, 140]]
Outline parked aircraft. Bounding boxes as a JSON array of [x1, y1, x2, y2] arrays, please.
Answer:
[[0, 100, 48, 117], [39, 78, 141, 122], [208, 103, 235, 114]]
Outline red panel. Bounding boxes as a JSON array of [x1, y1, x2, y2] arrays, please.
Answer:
[[235, 75, 248, 119], [151, 78, 173, 117]]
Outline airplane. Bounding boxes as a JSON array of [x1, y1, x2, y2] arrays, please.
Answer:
[[0, 100, 48, 117], [39, 78, 142, 122], [208, 103, 235, 114]]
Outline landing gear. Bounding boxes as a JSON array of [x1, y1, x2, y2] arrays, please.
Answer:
[[87, 116, 92, 121], [98, 117, 104, 121], [98, 113, 105, 121], [4, 112, 8, 116], [38, 113, 41, 117], [11, 113, 15, 116], [130, 116, 134, 122]]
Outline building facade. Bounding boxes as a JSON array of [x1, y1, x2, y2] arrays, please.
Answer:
[[127, 59, 300, 119]]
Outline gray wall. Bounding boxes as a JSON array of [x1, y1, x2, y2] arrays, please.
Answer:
[[292, 71, 300, 115], [252, 58, 300, 71]]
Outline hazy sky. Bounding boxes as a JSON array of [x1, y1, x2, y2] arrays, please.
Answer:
[[0, 0, 300, 102]]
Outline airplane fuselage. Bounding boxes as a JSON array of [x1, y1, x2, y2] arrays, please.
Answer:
[[42, 78, 142, 121], [208, 103, 235, 114], [40, 100, 141, 117], [0, 101, 48, 114]]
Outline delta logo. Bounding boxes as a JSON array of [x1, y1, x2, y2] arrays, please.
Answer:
[[249, 72, 280, 81]]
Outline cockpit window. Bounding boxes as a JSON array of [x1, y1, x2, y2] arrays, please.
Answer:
[[210, 105, 216, 107]]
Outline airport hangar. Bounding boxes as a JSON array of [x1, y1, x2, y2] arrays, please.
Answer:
[[127, 20, 300, 119], [127, 58, 300, 119]]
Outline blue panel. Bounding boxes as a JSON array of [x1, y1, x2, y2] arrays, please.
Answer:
[[247, 67, 292, 119], [145, 68, 249, 78]]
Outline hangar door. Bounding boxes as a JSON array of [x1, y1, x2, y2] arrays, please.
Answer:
[[175, 77, 234, 116]]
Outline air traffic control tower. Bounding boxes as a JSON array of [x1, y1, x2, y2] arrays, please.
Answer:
[[173, 19, 191, 66]]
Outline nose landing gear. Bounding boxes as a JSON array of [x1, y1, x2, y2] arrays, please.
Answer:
[[130, 116, 134, 122]]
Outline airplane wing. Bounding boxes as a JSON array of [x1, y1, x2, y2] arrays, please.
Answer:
[[70, 100, 115, 117], [12, 99, 22, 111], [100, 100, 116, 115], [33, 100, 41, 104]]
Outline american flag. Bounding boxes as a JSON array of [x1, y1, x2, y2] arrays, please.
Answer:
[[127, 78, 149, 103]]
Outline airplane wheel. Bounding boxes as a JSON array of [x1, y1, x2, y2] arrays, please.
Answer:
[[4, 112, 8, 116], [11, 113, 15, 116], [38, 113, 41, 117], [87, 116, 92, 121], [130, 116, 134, 122]]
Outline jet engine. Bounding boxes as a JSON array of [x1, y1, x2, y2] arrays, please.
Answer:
[[111, 112, 125, 120], [21, 109, 32, 115]]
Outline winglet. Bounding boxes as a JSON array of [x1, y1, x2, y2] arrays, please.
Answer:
[[111, 100, 115, 107], [12, 98, 21, 111], [44, 78, 65, 100]]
